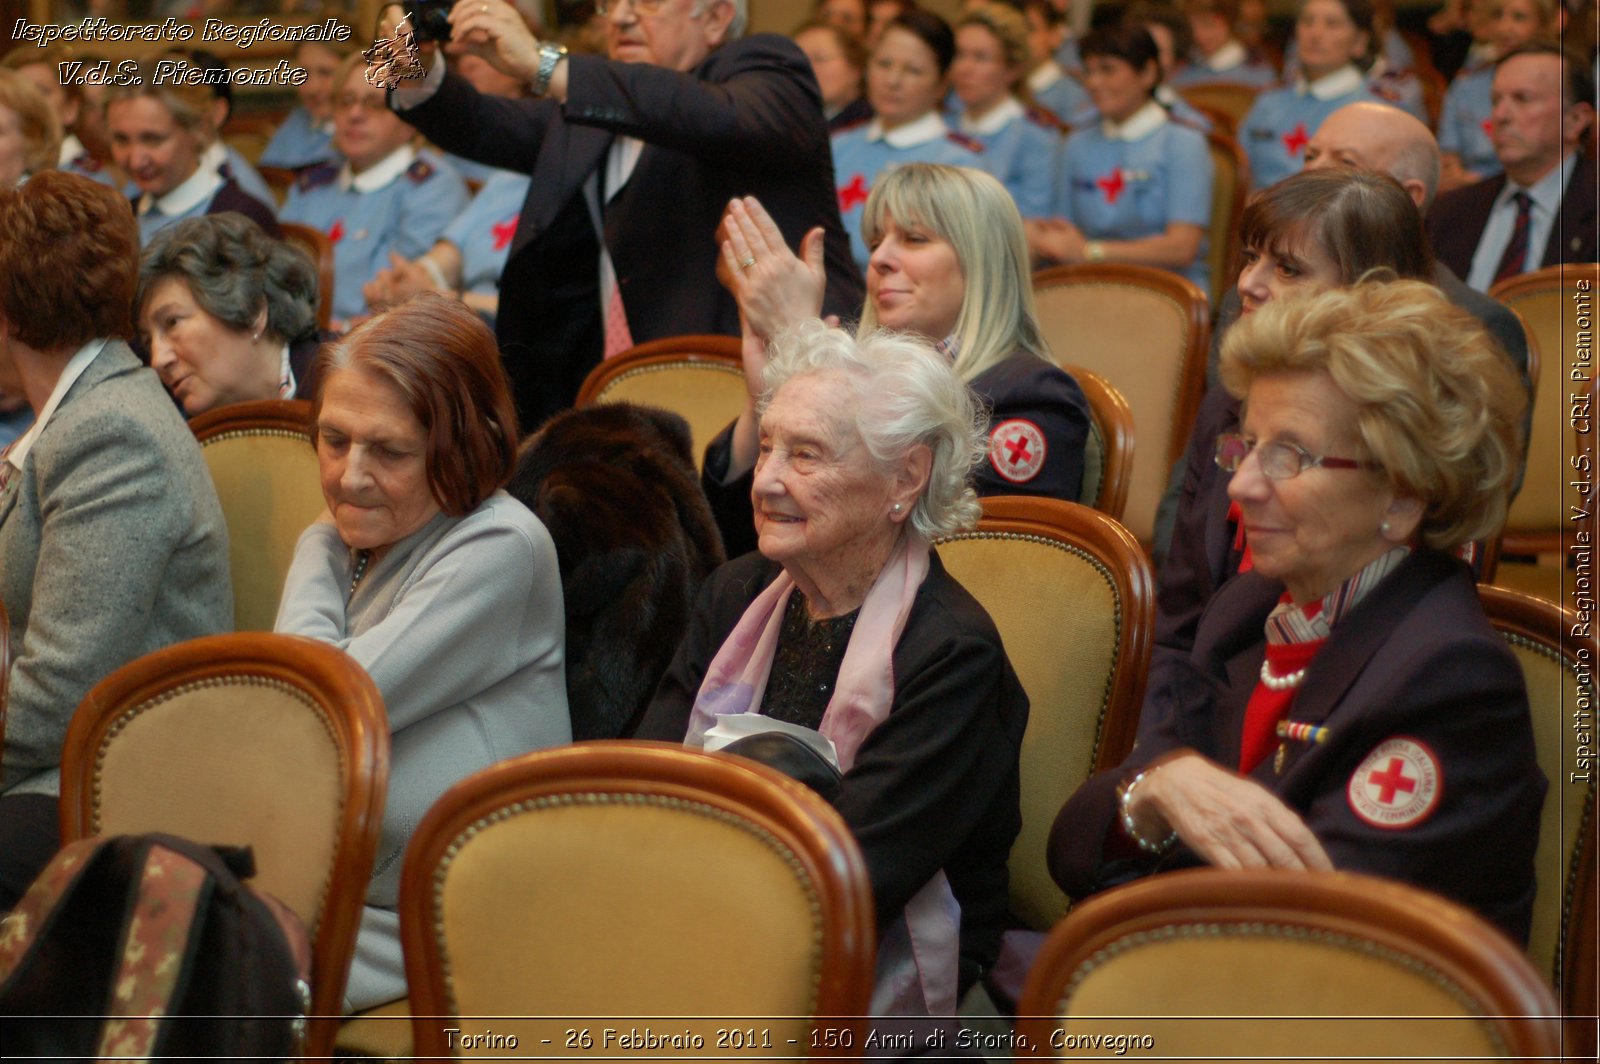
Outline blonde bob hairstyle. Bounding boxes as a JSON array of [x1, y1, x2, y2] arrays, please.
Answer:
[[856, 163, 1053, 384], [0, 70, 63, 179], [1219, 280, 1525, 551], [759, 320, 986, 539]]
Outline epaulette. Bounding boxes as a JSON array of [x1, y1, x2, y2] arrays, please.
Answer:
[[1024, 106, 1067, 133], [947, 131, 985, 153], [406, 157, 436, 183], [1369, 80, 1403, 103], [297, 162, 338, 192], [72, 152, 101, 173]]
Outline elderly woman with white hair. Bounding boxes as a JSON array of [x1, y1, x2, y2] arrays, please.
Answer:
[[639, 321, 1028, 1015]]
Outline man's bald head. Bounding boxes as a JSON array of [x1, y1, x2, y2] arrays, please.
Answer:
[[1302, 102, 1442, 211]]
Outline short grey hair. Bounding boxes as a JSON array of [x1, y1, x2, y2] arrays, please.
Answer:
[[137, 213, 318, 344], [760, 320, 985, 538], [698, 0, 747, 39]]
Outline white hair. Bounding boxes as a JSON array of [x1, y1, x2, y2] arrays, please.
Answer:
[[760, 320, 985, 538]]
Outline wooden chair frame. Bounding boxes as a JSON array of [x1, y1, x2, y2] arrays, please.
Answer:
[[280, 222, 335, 333], [189, 397, 314, 442], [948, 496, 1154, 778], [1016, 868, 1563, 1061], [1063, 364, 1135, 521], [1490, 264, 1600, 556], [1177, 82, 1263, 132], [399, 741, 875, 1059], [1478, 584, 1598, 1059], [1203, 129, 1250, 310], [59, 633, 390, 1062], [574, 334, 745, 407]]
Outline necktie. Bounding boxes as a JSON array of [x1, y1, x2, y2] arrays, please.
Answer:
[[603, 284, 633, 359], [0, 441, 18, 494], [1493, 191, 1534, 284]]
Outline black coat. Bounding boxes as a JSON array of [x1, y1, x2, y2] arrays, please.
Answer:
[[395, 35, 865, 428], [1051, 550, 1545, 943], [638, 550, 1028, 989]]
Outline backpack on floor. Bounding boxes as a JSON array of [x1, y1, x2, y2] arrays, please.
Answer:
[[0, 832, 310, 1061]]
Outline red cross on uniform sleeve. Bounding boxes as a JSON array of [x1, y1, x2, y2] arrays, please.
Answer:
[[987, 419, 1047, 483], [328, 219, 345, 244], [838, 174, 869, 212], [492, 217, 518, 251], [1282, 122, 1310, 158], [1096, 168, 1125, 205], [1347, 737, 1441, 829]]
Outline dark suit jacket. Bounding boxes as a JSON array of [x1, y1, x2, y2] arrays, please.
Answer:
[[395, 35, 865, 428], [1050, 550, 1545, 943], [1426, 152, 1599, 282], [638, 550, 1028, 989]]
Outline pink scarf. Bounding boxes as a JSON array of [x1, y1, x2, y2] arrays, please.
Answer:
[[685, 534, 961, 1015]]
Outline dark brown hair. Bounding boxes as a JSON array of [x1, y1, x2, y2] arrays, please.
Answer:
[[312, 293, 519, 515], [0, 170, 137, 349], [1238, 168, 1431, 284]]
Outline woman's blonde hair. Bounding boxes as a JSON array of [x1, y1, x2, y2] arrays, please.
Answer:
[[0, 70, 62, 178], [957, 2, 1032, 74], [1220, 280, 1525, 551], [857, 163, 1052, 383]]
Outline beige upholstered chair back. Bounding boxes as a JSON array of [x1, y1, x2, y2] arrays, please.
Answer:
[[1062, 365, 1134, 521], [1478, 586, 1597, 1025], [1032, 265, 1209, 543], [936, 497, 1153, 929], [279, 223, 335, 333], [1203, 131, 1249, 309], [1491, 264, 1596, 553], [60, 633, 390, 1061], [1015, 869, 1562, 1061], [575, 336, 747, 472], [191, 399, 326, 632], [400, 742, 875, 1058]]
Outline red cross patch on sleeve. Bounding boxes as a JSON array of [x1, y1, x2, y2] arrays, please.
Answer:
[[1347, 737, 1443, 829], [988, 419, 1047, 483]]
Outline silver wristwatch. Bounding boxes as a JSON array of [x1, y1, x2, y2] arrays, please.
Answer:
[[530, 42, 568, 97]]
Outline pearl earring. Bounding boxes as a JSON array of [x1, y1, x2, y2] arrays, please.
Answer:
[[1380, 519, 1391, 535], [892, 503, 903, 514]]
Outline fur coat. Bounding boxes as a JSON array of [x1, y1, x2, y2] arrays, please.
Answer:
[[508, 403, 725, 740]]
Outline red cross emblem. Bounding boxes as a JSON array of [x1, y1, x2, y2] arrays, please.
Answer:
[[327, 219, 345, 244], [1348, 737, 1441, 829], [1282, 122, 1310, 157], [838, 174, 869, 212], [988, 419, 1046, 483], [492, 217, 518, 251], [1096, 168, 1125, 205], [1481, 118, 1495, 138]]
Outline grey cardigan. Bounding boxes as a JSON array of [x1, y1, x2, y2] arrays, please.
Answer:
[[0, 341, 231, 796]]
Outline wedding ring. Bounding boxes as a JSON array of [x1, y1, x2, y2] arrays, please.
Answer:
[[738, 256, 756, 270]]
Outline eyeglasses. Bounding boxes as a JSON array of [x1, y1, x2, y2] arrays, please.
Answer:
[[595, 0, 673, 16], [1213, 432, 1382, 479], [334, 94, 391, 114]]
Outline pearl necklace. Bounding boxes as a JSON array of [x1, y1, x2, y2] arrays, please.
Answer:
[[349, 549, 372, 594], [1259, 660, 1307, 691]]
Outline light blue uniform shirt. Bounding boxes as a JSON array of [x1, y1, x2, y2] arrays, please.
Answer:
[[1239, 65, 1387, 188], [1438, 63, 1499, 179], [1171, 40, 1279, 89], [1368, 58, 1429, 125], [831, 113, 985, 271], [281, 146, 470, 326], [440, 169, 533, 308], [957, 97, 1061, 219], [259, 107, 337, 170], [1056, 101, 1213, 293], [57, 133, 118, 189], [1026, 60, 1091, 124]]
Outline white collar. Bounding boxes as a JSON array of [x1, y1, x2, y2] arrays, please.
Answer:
[[140, 159, 222, 218], [279, 343, 296, 400], [340, 144, 416, 193], [1296, 64, 1364, 100], [1102, 99, 1169, 141], [8, 338, 107, 471], [57, 132, 86, 166], [959, 95, 1024, 136], [201, 139, 230, 177], [867, 111, 950, 148], [1027, 60, 1065, 92], [1202, 39, 1248, 71], [1465, 42, 1498, 70]]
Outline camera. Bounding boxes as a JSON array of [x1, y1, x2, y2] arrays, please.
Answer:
[[404, 0, 454, 43]]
